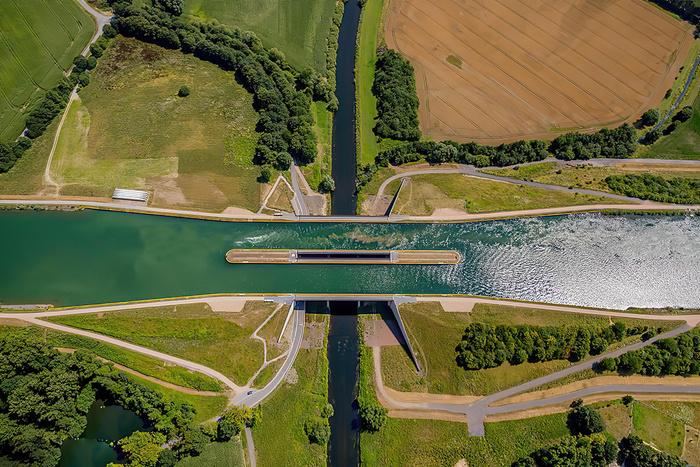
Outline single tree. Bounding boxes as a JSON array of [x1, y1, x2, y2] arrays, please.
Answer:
[[641, 108, 659, 127], [178, 86, 190, 97]]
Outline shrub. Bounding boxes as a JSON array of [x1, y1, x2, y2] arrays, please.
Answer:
[[304, 417, 330, 444], [73, 55, 88, 72], [641, 108, 660, 126], [673, 106, 693, 123], [359, 401, 387, 432], [177, 85, 190, 97], [319, 174, 335, 192], [568, 405, 605, 436], [78, 72, 91, 87], [258, 167, 272, 183], [87, 56, 97, 70], [622, 395, 634, 405]]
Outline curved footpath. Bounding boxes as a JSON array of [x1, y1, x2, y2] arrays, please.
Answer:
[[375, 297, 700, 436]]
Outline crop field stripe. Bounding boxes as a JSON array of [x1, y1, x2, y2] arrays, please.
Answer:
[[495, 0, 647, 100], [405, 4, 595, 125], [8, 0, 64, 72], [514, 2, 651, 86], [488, 0, 640, 106], [41, 0, 75, 41], [395, 30, 524, 134], [538, 0, 674, 62], [520, 0, 663, 77], [597, 0, 679, 42], [454, 0, 629, 121]]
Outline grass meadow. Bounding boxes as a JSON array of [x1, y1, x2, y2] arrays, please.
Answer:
[[356, 0, 383, 167], [46, 301, 280, 386], [482, 161, 700, 194], [53, 37, 264, 212], [175, 438, 245, 466], [183, 0, 336, 73], [254, 315, 329, 466], [390, 173, 619, 216], [380, 302, 680, 396], [642, 93, 700, 159], [0, 0, 95, 141]]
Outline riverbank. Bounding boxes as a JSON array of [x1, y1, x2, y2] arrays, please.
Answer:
[[1, 196, 698, 223]]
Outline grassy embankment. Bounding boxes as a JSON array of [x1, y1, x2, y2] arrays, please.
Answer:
[[0, 325, 228, 421], [46, 37, 268, 212], [637, 37, 700, 159], [302, 101, 333, 192], [391, 173, 622, 216], [175, 438, 245, 467], [481, 161, 700, 195], [380, 302, 681, 396], [45, 301, 281, 387], [0, 0, 95, 141], [254, 314, 329, 466], [184, 0, 336, 73]]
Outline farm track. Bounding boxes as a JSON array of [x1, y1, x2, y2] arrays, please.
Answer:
[[387, 0, 692, 143]]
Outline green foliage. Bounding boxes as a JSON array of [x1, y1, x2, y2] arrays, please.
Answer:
[[175, 425, 212, 458], [157, 449, 177, 467], [597, 328, 700, 377], [103, 24, 118, 39], [178, 86, 190, 97], [117, 431, 166, 467], [674, 105, 693, 122], [319, 174, 335, 192], [372, 49, 422, 141], [78, 72, 91, 87], [455, 322, 644, 371], [258, 167, 271, 183], [514, 433, 616, 467], [73, 55, 88, 72], [619, 435, 686, 467], [567, 406, 605, 436], [321, 403, 334, 418], [217, 406, 261, 441], [376, 124, 636, 171], [641, 108, 660, 126], [359, 401, 388, 432], [0, 332, 196, 467], [154, 0, 183, 15], [622, 395, 634, 406], [0, 137, 32, 173], [642, 128, 661, 145], [304, 417, 330, 445], [605, 173, 700, 204]]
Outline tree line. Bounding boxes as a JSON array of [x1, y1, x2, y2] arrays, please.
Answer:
[[111, 0, 327, 173], [597, 328, 700, 377], [455, 322, 654, 371], [373, 124, 637, 171], [605, 173, 700, 204], [372, 49, 422, 141]]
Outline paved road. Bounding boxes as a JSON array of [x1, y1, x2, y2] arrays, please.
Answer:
[[245, 426, 256, 467], [232, 304, 306, 407], [290, 160, 309, 216]]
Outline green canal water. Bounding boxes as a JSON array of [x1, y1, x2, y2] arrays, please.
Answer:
[[1, 209, 699, 309]]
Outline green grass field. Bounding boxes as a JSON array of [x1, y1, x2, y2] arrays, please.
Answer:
[[254, 315, 329, 466], [632, 402, 685, 456], [175, 438, 245, 466], [356, 0, 383, 167], [52, 37, 264, 212], [183, 0, 336, 73], [641, 92, 700, 159], [380, 302, 679, 396], [46, 301, 279, 386], [302, 101, 333, 191], [481, 161, 700, 194], [0, 0, 95, 141], [361, 410, 570, 466], [391, 173, 621, 216], [0, 115, 57, 194]]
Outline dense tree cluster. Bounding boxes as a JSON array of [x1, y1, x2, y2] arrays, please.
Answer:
[[216, 405, 261, 441], [597, 330, 700, 377], [372, 49, 421, 141], [153, 0, 183, 16], [375, 124, 637, 169], [605, 174, 700, 204], [324, 0, 347, 109], [112, 2, 322, 170], [0, 137, 32, 173], [619, 435, 687, 467], [567, 400, 606, 436], [0, 333, 195, 467], [456, 322, 651, 371], [648, 0, 700, 23], [513, 434, 616, 467]]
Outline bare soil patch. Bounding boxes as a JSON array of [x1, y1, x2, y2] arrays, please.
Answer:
[[364, 317, 404, 347], [386, 0, 694, 143]]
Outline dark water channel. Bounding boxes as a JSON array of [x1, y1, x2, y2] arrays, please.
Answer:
[[328, 0, 363, 463], [59, 400, 144, 467], [330, 0, 361, 215]]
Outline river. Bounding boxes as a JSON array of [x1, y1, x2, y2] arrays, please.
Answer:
[[1, 210, 699, 309]]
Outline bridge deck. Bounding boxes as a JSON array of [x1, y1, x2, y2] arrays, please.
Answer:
[[225, 249, 460, 265]]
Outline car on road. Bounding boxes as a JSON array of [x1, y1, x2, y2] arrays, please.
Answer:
[[247, 390, 254, 395]]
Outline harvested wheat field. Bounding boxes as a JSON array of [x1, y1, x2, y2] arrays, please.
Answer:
[[386, 0, 694, 143]]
